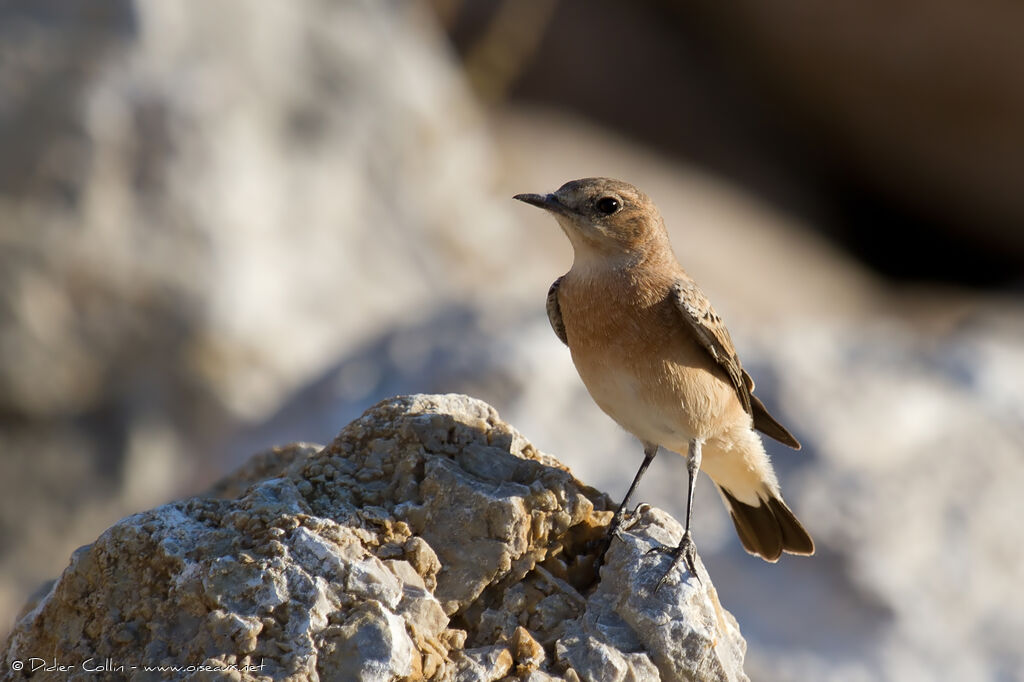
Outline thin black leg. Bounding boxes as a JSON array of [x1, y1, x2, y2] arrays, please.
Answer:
[[595, 442, 658, 568], [652, 438, 703, 589]]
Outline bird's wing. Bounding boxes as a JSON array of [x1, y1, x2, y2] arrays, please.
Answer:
[[671, 279, 750, 413], [670, 279, 801, 449], [547, 276, 568, 345]]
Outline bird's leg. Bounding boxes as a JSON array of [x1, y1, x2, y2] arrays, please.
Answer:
[[595, 443, 658, 568], [650, 438, 703, 589]]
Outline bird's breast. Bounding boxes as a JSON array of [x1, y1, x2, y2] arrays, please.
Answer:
[[557, 271, 740, 447]]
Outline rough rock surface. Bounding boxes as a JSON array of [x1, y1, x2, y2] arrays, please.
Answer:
[[1, 395, 748, 681]]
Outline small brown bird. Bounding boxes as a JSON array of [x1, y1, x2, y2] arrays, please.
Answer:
[[515, 178, 814, 582]]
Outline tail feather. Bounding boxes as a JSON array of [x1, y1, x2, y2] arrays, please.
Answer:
[[719, 487, 814, 561]]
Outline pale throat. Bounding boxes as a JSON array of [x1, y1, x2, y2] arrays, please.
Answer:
[[567, 235, 675, 285]]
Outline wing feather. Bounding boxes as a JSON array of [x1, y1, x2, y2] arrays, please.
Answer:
[[547, 276, 568, 346], [671, 279, 750, 413], [670, 279, 801, 448]]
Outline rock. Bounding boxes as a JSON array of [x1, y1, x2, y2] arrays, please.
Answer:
[[1, 394, 749, 681], [554, 505, 746, 682]]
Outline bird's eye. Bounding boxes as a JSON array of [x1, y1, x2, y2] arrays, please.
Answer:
[[595, 197, 620, 215]]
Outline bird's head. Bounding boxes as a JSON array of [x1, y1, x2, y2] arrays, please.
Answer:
[[514, 177, 669, 264]]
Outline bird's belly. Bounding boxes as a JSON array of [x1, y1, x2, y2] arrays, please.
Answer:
[[573, 355, 698, 451]]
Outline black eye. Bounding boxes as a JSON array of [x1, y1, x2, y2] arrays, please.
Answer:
[[595, 196, 620, 215]]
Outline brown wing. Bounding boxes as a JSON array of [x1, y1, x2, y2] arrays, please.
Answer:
[[671, 279, 750, 411], [671, 279, 801, 449], [547, 276, 568, 345]]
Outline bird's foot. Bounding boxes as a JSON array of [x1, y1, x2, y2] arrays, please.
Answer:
[[618, 503, 648, 534], [594, 504, 646, 571], [646, 530, 701, 590]]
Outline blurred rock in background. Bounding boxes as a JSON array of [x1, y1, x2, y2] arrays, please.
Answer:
[[1, 1, 1022, 681]]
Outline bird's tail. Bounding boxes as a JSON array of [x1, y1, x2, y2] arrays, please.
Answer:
[[717, 486, 815, 562]]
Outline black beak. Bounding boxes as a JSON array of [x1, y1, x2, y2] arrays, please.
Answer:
[[513, 192, 571, 216]]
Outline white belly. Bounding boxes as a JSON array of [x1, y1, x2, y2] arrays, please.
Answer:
[[579, 363, 695, 452]]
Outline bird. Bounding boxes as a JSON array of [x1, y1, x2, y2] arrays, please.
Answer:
[[514, 177, 814, 584]]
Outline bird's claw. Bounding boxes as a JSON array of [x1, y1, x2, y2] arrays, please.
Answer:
[[612, 518, 637, 542], [595, 504, 647, 571], [647, 531, 701, 591], [619, 503, 648, 534]]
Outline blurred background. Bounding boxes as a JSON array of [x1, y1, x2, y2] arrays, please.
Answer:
[[1, 1, 1022, 679]]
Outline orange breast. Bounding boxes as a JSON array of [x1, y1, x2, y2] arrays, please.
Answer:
[[558, 267, 744, 445]]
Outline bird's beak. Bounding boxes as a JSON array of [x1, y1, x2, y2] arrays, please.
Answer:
[[513, 193, 571, 216]]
